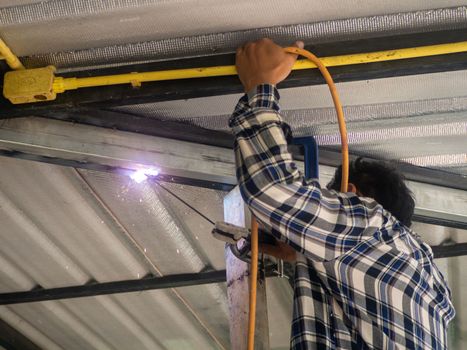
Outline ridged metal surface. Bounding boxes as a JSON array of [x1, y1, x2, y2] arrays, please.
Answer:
[[114, 69, 467, 123], [115, 69, 467, 176], [0, 3, 465, 69], [0, 156, 293, 349], [0, 155, 464, 349], [0, 157, 228, 350]]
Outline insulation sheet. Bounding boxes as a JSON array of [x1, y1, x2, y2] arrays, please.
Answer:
[[0, 3, 466, 69], [115, 69, 467, 176]]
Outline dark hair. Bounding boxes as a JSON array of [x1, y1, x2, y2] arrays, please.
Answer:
[[327, 158, 415, 227]]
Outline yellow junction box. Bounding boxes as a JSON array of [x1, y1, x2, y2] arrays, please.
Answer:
[[3, 65, 57, 104]]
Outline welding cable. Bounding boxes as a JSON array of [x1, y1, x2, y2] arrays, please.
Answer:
[[154, 181, 216, 225], [284, 47, 349, 190], [247, 47, 349, 350]]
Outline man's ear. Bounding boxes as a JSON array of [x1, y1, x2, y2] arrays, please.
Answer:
[[347, 183, 358, 193]]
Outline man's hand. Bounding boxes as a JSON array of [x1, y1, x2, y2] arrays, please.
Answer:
[[259, 240, 297, 263], [236, 38, 304, 92]]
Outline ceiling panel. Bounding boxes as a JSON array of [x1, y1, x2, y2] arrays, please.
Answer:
[[114, 70, 467, 176], [1, 0, 466, 56]]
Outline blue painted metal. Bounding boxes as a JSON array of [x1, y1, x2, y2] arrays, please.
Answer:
[[292, 136, 319, 180]]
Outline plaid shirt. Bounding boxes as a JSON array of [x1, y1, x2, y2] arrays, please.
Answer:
[[229, 84, 455, 349]]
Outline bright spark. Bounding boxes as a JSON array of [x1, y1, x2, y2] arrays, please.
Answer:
[[130, 168, 159, 183]]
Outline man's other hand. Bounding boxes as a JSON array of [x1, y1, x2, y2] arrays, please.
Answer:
[[235, 38, 304, 92]]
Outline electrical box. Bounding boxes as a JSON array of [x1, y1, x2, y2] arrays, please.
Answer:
[[3, 66, 57, 104]]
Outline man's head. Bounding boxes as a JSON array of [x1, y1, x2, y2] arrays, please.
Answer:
[[327, 158, 415, 227]]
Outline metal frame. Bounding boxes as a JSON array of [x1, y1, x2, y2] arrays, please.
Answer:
[[0, 114, 466, 191], [0, 268, 277, 306], [431, 243, 467, 259], [1, 29, 467, 117], [0, 28, 466, 311], [413, 209, 467, 231], [0, 319, 42, 350], [0, 241, 464, 306], [0, 270, 227, 305]]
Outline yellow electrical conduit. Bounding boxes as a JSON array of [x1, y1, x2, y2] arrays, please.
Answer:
[[0, 38, 24, 70], [248, 46, 349, 350], [52, 40, 467, 94]]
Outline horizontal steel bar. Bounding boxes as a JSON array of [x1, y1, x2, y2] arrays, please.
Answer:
[[413, 208, 467, 231], [0, 268, 280, 305], [2, 30, 467, 117], [0, 240, 464, 305], [0, 270, 228, 305], [0, 116, 465, 217], [0, 116, 237, 188], [432, 243, 467, 259], [0, 318, 42, 350]]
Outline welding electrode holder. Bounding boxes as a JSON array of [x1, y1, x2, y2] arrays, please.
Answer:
[[211, 221, 277, 264]]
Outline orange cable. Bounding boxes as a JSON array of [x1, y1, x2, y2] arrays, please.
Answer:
[[284, 47, 349, 192], [247, 217, 259, 350], [247, 47, 349, 350]]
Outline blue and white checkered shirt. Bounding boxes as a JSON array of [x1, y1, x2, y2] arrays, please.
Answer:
[[229, 84, 455, 349]]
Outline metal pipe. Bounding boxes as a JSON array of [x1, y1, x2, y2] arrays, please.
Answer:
[[52, 41, 467, 94], [0, 268, 279, 305], [0, 243, 463, 306], [0, 38, 24, 70], [0, 270, 228, 305], [431, 243, 467, 259]]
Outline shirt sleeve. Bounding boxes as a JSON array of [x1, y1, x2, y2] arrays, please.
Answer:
[[230, 84, 386, 262]]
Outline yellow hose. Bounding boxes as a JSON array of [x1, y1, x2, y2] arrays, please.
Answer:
[[0, 38, 24, 70], [247, 47, 349, 350], [52, 41, 467, 93]]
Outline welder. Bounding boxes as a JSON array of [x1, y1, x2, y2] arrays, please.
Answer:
[[230, 38, 455, 349]]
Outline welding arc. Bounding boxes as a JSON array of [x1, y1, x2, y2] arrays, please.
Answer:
[[247, 48, 349, 350]]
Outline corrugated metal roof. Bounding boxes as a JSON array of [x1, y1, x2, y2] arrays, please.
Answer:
[[0, 153, 465, 349], [0, 156, 293, 349]]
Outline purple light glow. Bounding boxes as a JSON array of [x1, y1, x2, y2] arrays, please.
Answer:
[[129, 168, 159, 183]]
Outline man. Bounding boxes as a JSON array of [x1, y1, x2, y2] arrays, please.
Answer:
[[230, 38, 455, 349]]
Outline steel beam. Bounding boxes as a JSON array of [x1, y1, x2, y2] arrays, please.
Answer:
[[0, 114, 466, 192], [0, 318, 42, 350], [0, 116, 237, 190], [413, 209, 467, 231], [432, 243, 467, 259], [0, 269, 279, 306], [0, 240, 465, 306], [0, 270, 227, 305], [1, 29, 467, 117], [0, 116, 466, 225]]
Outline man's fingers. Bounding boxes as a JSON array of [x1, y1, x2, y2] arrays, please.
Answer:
[[284, 40, 304, 66], [294, 41, 305, 49]]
